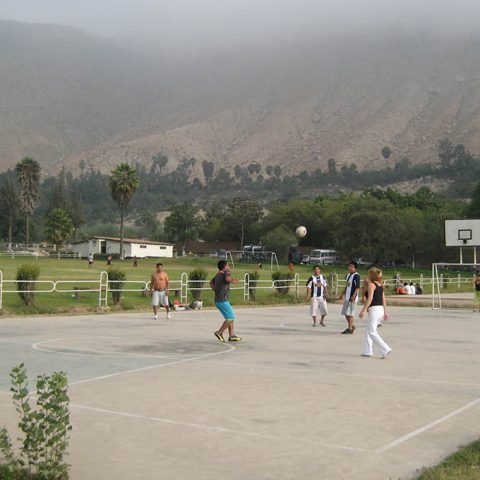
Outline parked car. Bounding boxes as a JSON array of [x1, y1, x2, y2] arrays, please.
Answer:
[[356, 258, 371, 266], [309, 249, 337, 265], [301, 255, 310, 264]]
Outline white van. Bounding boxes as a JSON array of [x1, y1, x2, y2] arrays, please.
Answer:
[[309, 249, 337, 265]]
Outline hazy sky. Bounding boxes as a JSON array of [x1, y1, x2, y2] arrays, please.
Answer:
[[0, 0, 478, 51]]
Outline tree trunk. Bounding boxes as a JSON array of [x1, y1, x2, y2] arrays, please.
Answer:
[[25, 215, 30, 248], [7, 217, 12, 249], [119, 205, 125, 259]]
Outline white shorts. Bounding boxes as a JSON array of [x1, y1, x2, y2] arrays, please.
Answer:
[[151, 290, 169, 307], [310, 297, 328, 316], [341, 299, 357, 317]]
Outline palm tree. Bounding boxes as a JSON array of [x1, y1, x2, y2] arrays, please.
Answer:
[[15, 157, 41, 248], [44, 208, 74, 250], [109, 163, 140, 258]]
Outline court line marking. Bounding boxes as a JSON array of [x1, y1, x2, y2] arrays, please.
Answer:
[[68, 344, 236, 386], [374, 397, 480, 454], [202, 359, 480, 388], [32, 337, 202, 359], [69, 402, 371, 453]]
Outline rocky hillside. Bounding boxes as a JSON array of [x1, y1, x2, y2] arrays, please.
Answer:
[[1, 20, 480, 177]]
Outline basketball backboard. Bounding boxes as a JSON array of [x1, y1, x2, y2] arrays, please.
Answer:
[[445, 219, 480, 246]]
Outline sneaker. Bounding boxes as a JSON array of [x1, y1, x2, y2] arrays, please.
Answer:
[[381, 349, 392, 359], [228, 335, 242, 342], [320, 320, 326, 327], [214, 331, 225, 343], [154, 315, 158, 320], [312, 323, 317, 327], [341, 328, 353, 334], [167, 313, 172, 319]]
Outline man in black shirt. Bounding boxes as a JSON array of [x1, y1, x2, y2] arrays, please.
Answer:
[[210, 260, 241, 343]]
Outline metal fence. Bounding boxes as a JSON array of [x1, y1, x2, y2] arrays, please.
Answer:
[[0, 250, 81, 259], [0, 271, 301, 309], [0, 270, 474, 311]]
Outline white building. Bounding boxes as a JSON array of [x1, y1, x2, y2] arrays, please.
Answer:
[[71, 236, 174, 259]]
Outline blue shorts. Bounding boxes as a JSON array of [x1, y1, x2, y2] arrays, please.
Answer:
[[215, 301, 235, 320]]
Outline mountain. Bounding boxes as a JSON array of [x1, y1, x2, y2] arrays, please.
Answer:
[[1, 19, 480, 178]]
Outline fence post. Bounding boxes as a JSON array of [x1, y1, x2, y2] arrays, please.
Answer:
[[244, 273, 249, 301], [181, 272, 188, 305], [0, 270, 3, 310], [294, 273, 299, 300], [99, 271, 108, 307], [331, 273, 338, 297]]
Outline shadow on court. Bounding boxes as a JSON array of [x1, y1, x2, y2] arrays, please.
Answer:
[[0, 303, 479, 480]]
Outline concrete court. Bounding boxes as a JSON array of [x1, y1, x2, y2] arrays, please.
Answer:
[[0, 302, 479, 480]]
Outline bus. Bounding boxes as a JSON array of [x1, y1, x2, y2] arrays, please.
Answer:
[[309, 249, 337, 265]]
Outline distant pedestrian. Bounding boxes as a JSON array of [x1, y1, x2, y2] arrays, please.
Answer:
[[210, 260, 241, 343], [133, 255, 138, 267], [106, 255, 112, 266], [339, 261, 360, 334], [359, 267, 391, 358], [87, 253, 94, 268], [306, 265, 328, 327]]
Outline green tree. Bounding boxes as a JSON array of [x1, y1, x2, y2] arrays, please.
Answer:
[[15, 157, 41, 248], [467, 180, 480, 218], [224, 199, 264, 247], [202, 160, 215, 184], [0, 363, 72, 479], [135, 209, 160, 239], [198, 201, 227, 242], [327, 158, 337, 176], [0, 176, 20, 248], [150, 153, 168, 176], [381, 146, 392, 159], [333, 195, 403, 263], [44, 208, 74, 248], [109, 163, 140, 258], [48, 168, 69, 211], [261, 226, 297, 261], [398, 208, 427, 267], [164, 203, 201, 242]]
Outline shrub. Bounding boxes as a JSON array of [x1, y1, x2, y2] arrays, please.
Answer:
[[108, 268, 126, 305], [248, 271, 260, 300], [0, 363, 72, 479], [16, 264, 40, 306], [189, 268, 208, 301], [271, 271, 294, 295]]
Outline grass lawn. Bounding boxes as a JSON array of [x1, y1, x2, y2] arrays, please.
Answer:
[[416, 439, 480, 479], [0, 255, 472, 315]]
